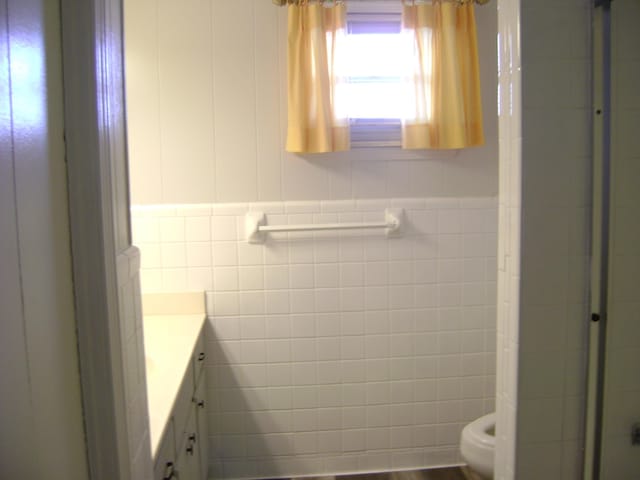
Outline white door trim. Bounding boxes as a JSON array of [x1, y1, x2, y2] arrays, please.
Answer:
[[60, 0, 133, 478]]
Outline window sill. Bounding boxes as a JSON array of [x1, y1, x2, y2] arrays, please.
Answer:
[[297, 147, 460, 162]]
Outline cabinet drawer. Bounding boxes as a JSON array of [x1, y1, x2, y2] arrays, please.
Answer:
[[153, 420, 176, 480], [176, 404, 200, 480], [192, 331, 206, 384], [194, 375, 208, 479], [173, 360, 195, 446]]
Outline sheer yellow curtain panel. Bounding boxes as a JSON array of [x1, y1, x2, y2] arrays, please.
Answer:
[[286, 1, 350, 153], [401, 0, 484, 149]]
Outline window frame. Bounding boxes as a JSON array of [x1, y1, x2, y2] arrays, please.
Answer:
[[345, 2, 404, 149], [304, 1, 458, 161]]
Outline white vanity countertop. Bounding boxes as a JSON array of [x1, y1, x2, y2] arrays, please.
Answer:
[[142, 292, 206, 458]]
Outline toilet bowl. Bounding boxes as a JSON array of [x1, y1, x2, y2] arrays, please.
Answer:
[[460, 412, 496, 479]]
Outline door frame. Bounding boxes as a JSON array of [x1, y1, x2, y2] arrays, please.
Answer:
[[60, 0, 134, 478], [585, 2, 612, 479]]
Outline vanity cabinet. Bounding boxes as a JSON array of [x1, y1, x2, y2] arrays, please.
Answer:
[[153, 328, 207, 480], [176, 410, 200, 480], [153, 420, 176, 480], [193, 374, 208, 478]]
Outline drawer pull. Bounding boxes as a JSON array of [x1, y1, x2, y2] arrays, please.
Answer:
[[197, 400, 205, 409], [186, 432, 197, 455], [186, 433, 196, 455], [197, 352, 205, 362], [163, 462, 176, 479]]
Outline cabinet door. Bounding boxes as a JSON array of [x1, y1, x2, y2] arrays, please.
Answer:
[[176, 410, 200, 480], [153, 420, 176, 480], [174, 361, 195, 446], [193, 332, 206, 384], [194, 374, 208, 479]]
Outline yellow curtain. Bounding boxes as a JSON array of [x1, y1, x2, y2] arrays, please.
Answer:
[[401, 1, 484, 149], [286, 2, 350, 153]]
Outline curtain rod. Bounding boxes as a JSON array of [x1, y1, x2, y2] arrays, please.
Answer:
[[273, 0, 491, 5]]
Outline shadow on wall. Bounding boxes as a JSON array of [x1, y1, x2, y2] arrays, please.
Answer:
[[206, 323, 283, 479]]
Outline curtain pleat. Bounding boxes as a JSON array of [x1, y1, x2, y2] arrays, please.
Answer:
[[286, 3, 350, 153], [401, 1, 484, 149]]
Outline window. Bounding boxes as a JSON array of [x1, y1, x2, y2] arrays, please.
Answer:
[[341, 2, 404, 148], [284, 0, 476, 156]]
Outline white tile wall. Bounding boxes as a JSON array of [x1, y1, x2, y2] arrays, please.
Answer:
[[496, 1, 591, 479], [125, 1, 624, 479], [495, 0, 522, 475], [132, 197, 498, 478], [116, 246, 154, 480], [124, 0, 498, 205]]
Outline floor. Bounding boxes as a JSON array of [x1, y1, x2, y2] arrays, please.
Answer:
[[290, 467, 483, 480]]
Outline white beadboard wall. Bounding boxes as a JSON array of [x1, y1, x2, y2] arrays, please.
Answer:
[[600, 0, 640, 476], [132, 197, 498, 478], [123, 0, 498, 205], [495, 1, 592, 479]]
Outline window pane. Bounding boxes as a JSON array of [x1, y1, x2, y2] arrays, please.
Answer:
[[342, 33, 404, 78], [343, 83, 403, 119], [348, 21, 400, 35], [336, 32, 407, 119]]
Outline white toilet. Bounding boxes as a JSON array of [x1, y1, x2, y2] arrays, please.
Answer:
[[460, 412, 496, 479]]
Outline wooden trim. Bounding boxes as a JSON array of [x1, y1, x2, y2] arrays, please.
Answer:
[[60, 0, 132, 478]]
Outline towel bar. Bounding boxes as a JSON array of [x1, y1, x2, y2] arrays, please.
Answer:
[[245, 208, 403, 244]]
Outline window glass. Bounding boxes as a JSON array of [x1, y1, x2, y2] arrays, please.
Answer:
[[339, 8, 405, 147], [340, 32, 405, 119]]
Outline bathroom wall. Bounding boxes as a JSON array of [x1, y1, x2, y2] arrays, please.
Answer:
[[124, 0, 500, 477], [118, 248, 154, 479], [600, 0, 640, 476], [494, 0, 522, 476], [132, 197, 498, 477], [124, 0, 498, 205], [495, 0, 592, 478]]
